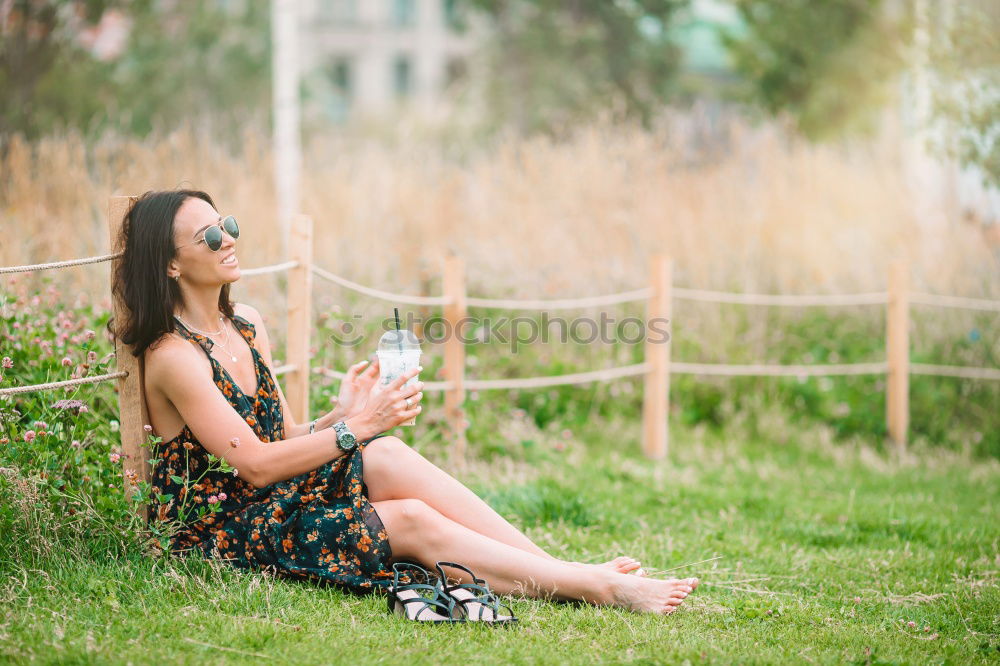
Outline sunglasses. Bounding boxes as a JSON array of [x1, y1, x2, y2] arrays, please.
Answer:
[[176, 215, 240, 252]]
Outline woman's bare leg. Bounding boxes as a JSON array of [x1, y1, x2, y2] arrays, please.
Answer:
[[372, 498, 697, 614], [362, 437, 642, 573]]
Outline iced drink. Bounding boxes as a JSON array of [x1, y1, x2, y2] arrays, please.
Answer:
[[376, 329, 421, 426]]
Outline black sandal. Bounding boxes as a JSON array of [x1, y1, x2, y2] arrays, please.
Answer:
[[435, 561, 518, 626], [387, 562, 465, 623]]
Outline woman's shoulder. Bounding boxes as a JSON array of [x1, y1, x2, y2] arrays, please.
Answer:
[[232, 302, 265, 335], [144, 328, 210, 385]]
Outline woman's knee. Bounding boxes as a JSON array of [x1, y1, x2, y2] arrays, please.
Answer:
[[361, 435, 410, 471], [376, 498, 443, 543]]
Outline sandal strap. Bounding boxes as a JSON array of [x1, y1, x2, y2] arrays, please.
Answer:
[[392, 581, 439, 596], [390, 587, 456, 619], [435, 560, 478, 580], [445, 581, 493, 599], [435, 561, 516, 622], [445, 584, 503, 621], [393, 563, 443, 592], [397, 593, 454, 617]]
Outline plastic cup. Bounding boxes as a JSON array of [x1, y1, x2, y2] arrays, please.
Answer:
[[376, 329, 421, 426]]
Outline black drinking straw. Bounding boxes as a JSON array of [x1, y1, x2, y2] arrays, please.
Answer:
[[393, 308, 403, 352]]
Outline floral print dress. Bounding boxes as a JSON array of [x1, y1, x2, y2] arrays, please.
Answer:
[[149, 312, 395, 593]]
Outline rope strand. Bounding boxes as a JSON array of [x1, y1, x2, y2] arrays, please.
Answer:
[[0, 372, 128, 396], [311, 265, 450, 306], [239, 260, 298, 276], [0, 252, 122, 274]]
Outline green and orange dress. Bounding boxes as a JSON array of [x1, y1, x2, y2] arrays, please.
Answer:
[[148, 312, 395, 593]]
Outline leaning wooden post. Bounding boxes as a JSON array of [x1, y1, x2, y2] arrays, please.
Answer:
[[285, 214, 313, 424], [107, 195, 151, 519], [642, 254, 672, 460], [886, 259, 909, 453], [442, 254, 467, 463]]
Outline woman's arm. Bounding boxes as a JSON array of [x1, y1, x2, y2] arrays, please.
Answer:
[[147, 338, 420, 488]]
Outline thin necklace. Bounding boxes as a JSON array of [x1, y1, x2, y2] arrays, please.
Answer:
[[213, 319, 240, 363], [176, 312, 239, 362], [176, 312, 225, 337]]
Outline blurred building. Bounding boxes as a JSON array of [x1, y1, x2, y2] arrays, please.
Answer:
[[299, 0, 479, 121]]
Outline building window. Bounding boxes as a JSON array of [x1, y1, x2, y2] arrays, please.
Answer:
[[391, 0, 416, 27], [330, 58, 352, 97], [393, 55, 412, 97], [319, 0, 358, 25], [326, 57, 353, 121]]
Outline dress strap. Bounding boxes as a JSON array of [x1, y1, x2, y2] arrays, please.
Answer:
[[228, 313, 257, 346], [172, 315, 215, 357]]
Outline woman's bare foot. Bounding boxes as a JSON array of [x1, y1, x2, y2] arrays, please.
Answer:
[[607, 574, 698, 615], [570, 556, 645, 575]]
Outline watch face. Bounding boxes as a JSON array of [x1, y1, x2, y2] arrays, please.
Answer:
[[335, 423, 357, 451]]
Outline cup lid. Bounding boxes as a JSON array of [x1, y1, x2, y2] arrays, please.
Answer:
[[377, 329, 421, 351]]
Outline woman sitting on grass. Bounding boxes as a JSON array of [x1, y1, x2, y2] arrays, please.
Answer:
[[110, 188, 698, 619]]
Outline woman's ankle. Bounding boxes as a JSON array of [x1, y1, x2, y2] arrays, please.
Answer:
[[580, 569, 618, 606]]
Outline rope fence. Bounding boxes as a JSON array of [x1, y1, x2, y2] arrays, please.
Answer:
[[910, 292, 1000, 312], [312, 265, 449, 306], [465, 289, 652, 310], [3, 200, 999, 465], [0, 252, 123, 274], [672, 361, 890, 377], [673, 288, 890, 307], [315, 366, 453, 392], [240, 260, 299, 276], [910, 363, 1000, 381], [0, 371, 128, 397]]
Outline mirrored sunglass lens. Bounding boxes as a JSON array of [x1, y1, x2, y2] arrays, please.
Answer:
[[204, 226, 224, 251], [223, 215, 239, 238]]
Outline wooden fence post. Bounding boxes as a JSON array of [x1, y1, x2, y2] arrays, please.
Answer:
[[285, 214, 313, 424], [886, 259, 909, 452], [107, 195, 151, 518], [443, 254, 467, 463], [642, 254, 672, 460]]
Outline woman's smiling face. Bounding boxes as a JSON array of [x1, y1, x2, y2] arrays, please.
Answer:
[[171, 196, 240, 284]]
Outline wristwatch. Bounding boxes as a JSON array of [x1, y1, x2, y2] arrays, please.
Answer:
[[330, 420, 357, 452]]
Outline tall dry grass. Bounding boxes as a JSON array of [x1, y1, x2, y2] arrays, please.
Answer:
[[1, 118, 996, 353]]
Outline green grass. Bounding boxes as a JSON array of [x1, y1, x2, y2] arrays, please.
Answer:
[[2, 408, 998, 665], [1, 280, 997, 663]]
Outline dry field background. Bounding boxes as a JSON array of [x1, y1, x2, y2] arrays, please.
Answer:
[[2, 120, 995, 295]]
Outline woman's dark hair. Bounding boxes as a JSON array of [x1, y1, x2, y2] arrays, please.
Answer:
[[107, 189, 234, 358]]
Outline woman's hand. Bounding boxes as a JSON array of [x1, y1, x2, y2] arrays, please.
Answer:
[[351, 366, 424, 436], [335, 357, 380, 419]]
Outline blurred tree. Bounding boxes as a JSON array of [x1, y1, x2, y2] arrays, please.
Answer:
[[721, 0, 909, 139], [462, 0, 689, 134], [108, 0, 270, 138], [0, 0, 270, 144], [0, 0, 118, 140], [927, 1, 999, 188]]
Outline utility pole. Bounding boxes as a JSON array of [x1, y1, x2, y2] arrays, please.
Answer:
[[271, 0, 301, 257]]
